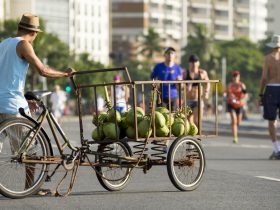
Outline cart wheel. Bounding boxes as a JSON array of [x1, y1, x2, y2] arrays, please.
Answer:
[[167, 136, 205, 191], [95, 141, 132, 191]]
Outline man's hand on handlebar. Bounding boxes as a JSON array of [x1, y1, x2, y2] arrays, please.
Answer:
[[65, 67, 76, 77]]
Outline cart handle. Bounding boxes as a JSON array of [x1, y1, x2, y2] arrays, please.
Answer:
[[71, 66, 132, 83]]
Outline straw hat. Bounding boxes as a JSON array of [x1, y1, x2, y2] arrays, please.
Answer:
[[266, 34, 280, 48], [18, 13, 42, 32]]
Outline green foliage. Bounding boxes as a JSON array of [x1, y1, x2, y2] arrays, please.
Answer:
[[219, 38, 263, 98], [124, 60, 152, 81], [181, 24, 220, 76], [140, 28, 162, 61], [0, 20, 18, 40]]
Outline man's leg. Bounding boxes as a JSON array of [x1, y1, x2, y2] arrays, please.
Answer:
[[268, 120, 280, 154]]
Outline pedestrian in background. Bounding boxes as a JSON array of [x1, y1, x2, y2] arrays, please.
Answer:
[[185, 54, 210, 126], [150, 47, 182, 111], [259, 34, 280, 159], [226, 70, 247, 144], [113, 74, 129, 113], [0, 13, 74, 195], [50, 84, 67, 123]]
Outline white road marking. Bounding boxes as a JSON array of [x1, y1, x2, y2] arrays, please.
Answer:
[[255, 176, 280, 182]]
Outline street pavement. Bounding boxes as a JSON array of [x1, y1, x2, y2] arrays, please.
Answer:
[[202, 113, 279, 139], [1, 114, 280, 210]]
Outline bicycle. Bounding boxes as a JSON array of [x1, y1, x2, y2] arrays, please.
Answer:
[[0, 67, 218, 199]]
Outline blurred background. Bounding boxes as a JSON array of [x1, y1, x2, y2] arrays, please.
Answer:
[[0, 0, 278, 116]]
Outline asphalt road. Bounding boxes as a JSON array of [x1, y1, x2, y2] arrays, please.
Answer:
[[0, 117, 280, 210]]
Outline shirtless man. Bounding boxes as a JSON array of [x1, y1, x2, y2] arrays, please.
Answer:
[[185, 54, 210, 126], [259, 34, 280, 159]]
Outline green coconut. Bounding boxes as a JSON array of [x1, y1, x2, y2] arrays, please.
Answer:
[[103, 122, 120, 140], [138, 118, 152, 138], [188, 123, 198, 136], [126, 126, 136, 139], [92, 112, 107, 126], [184, 120, 190, 134], [155, 107, 169, 114], [126, 107, 145, 126], [156, 125, 169, 137], [119, 116, 128, 129], [163, 113, 174, 127], [174, 117, 185, 124], [172, 122, 185, 137], [154, 111, 166, 128], [107, 109, 121, 123], [91, 125, 105, 141]]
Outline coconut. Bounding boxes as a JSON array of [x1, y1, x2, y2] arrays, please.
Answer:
[[188, 123, 198, 136], [163, 113, 174, 127], [91, 125, 105, 141], [184, 119, 190, 134], [174, 117, 185, 124], [154, 111, 166, 128], [156, 125, 169, 137], [126, 107, 145, 126], [107, 109, 121, 123], [172, 122, 185, 137], [92, 112, 107, 126], [138, 118, 152, 138], [119, 116, 128, 129], [126, 126, 136, 139], [155, 107, 169, 114], [103, 122, 120, 140]]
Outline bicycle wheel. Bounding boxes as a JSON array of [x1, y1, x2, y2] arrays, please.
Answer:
[[167, 136, 205, 191], [0, 118, 50, 198], [95, 141, 132, 191]]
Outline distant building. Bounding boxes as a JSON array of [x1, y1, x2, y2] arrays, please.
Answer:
[[111, 0, 186, 64], [266, 0, 280, 36], [187, 0, 268, 43], [112, 0, 269, 64], [1, 0, 111, 65]]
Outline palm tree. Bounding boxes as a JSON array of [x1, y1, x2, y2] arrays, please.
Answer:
[[140, 28, 162, 61], [181, 24, 219, 73]]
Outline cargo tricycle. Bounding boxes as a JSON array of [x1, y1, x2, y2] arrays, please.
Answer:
[[0, 67, 219, 198]]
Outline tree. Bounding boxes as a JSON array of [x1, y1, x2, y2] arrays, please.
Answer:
[[181, 24, 220, 77], [140, 28, 162, 61], [219, 38, 263, 98]]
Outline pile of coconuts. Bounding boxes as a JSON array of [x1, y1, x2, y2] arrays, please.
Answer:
[[91, 105, 199, 141]]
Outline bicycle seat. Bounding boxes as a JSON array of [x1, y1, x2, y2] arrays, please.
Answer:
[[24, 90, 52, 101]]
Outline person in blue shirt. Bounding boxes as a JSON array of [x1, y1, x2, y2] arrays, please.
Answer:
[[150, 47, 182, 111]]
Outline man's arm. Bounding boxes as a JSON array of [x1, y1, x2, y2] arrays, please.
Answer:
[[17, 40, 72, 78], [260, 58, 268, 95]]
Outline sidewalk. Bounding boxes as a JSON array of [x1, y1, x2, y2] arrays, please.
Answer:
[[203, 113, 279, 139]]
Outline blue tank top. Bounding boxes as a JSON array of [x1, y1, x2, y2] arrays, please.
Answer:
[[0, 37, 29, 114]]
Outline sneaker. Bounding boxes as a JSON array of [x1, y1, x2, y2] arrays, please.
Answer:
[[233, 138, 238, 144]]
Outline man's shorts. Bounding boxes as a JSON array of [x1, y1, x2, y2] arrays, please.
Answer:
[[263, 85, 280, 120]]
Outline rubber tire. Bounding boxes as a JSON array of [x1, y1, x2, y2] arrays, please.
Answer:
[[167, 136, 205, 191], [0, 118, 50, 198], [95, 141, 132, 191]]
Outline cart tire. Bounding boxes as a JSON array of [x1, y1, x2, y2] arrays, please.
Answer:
[[95, 141, 132, 191], [167, 136, 205, 191]]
